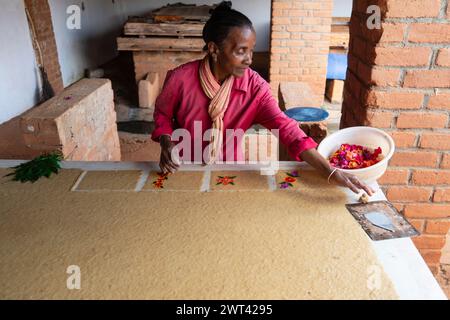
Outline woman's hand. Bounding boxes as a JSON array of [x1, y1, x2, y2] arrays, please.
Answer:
[[300, 148, 375, 196], [159, 135, 180, 174], [329, 170, 375, 196]]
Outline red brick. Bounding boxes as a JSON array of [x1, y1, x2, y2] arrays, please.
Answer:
[[420, 133, 450, 150], [360, 20, 407, 44], [302, 33, 322, 41], [303, 2, 322, 10], [270, 60, 289, 68], [313, 10, 333, 18], [364, 110, 394, 128], [436, 48, 450, 67], [378, 168, 409, 185], [386, 186, 432, 202], [358, 64, 400, 87], [408, 219, 426, 232], [385, 0, 441, 18], [442, 154, 450, 169], [369, 47, 432, 67], [345, 71, 362, 100], [302, 17, 323, 25], [365, 90, 423, 109], [354, 0, 368, 13], [390, 151, 438, 167], [286, 25, 306, 32], [433, 189, 450, 202], [289, 9, 309, 17], [425, 220, 450, 234], [352, 37, 367, 60], [392, 203, 405, 214], [412, 170, 450, 185], [428, 93, 450, 111], [408, 24, 450, 43], [272, 17, 291, 25], [272, 2, 292, 9], [272, 8, 283, 16], [419, 249, 442, 264], [379, 23, 406, 43], [390, 131, 416, 148], [396, 112, 448, 129], [271, 32, 290, 39], [412, 235, 446, 249], [341, 109, 359, 128], [271, 47, 289, 53], [404, 70, 450, 88], [349, 15, 362, 39], [427, 264, 439, 275]]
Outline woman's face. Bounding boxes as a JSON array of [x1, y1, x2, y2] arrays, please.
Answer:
[[211, 26, 256, 78]]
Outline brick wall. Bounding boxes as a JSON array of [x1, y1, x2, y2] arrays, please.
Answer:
[[269, 0, 333, 106], [24, 0, 64, 94], [20, 79, 120, 161], [341, 0, 450, 277]]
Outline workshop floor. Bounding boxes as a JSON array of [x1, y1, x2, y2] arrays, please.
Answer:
[[0, 167, 398, 299]]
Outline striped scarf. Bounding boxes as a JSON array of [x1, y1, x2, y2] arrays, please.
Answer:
[[199, 55, 235, 164]]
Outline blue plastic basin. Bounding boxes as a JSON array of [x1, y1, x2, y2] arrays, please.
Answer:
[[285, 107, 330, 122]]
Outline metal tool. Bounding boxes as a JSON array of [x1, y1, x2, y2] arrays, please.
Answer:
[[364, 211, 396, 233]]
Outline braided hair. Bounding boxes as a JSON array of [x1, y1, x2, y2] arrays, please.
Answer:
[[202, 1, 254, 51]]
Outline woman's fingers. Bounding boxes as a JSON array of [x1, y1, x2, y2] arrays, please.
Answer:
[[159, 161, 170, 174], [165, 152, 179, 171], [167, 160, 180, 172], [344, 177, 360, 194], [349, 175, 375, 196], [160, 155, 172, 174], [160, 151, 179, 174], [359, 182, 375, 197], [334, 172, 375, 196]]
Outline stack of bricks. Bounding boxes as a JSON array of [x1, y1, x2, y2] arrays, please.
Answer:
[[24, 0, 64, 94], [341, 0, 450, 277], [20, 79, 121, 161], [269, 0, 333, 106]]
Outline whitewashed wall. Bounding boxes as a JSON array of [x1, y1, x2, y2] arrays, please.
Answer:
[[0, 0, 40, 125], [49, 0, 126, 87], [333, 0, 353, 17]]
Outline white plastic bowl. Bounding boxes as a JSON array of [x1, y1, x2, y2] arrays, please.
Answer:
[[317, 126, 396, 183]]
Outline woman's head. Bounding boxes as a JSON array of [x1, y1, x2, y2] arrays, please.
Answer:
[[203, 1, 256, 78]]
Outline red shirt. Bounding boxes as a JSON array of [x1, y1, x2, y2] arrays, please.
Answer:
[[152, 59, 317, 162]]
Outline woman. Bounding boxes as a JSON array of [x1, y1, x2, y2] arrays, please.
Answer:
[[152, 2, 374, 196]]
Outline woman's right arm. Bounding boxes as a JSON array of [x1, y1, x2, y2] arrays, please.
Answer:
[[151, 70, 181, 173]]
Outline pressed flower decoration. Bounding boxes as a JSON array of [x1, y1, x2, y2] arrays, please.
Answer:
[[329, 144, 383, 169], [153, 172, 170, 189], [216, 176, 237, 186], [279, 170, 299, 189]]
